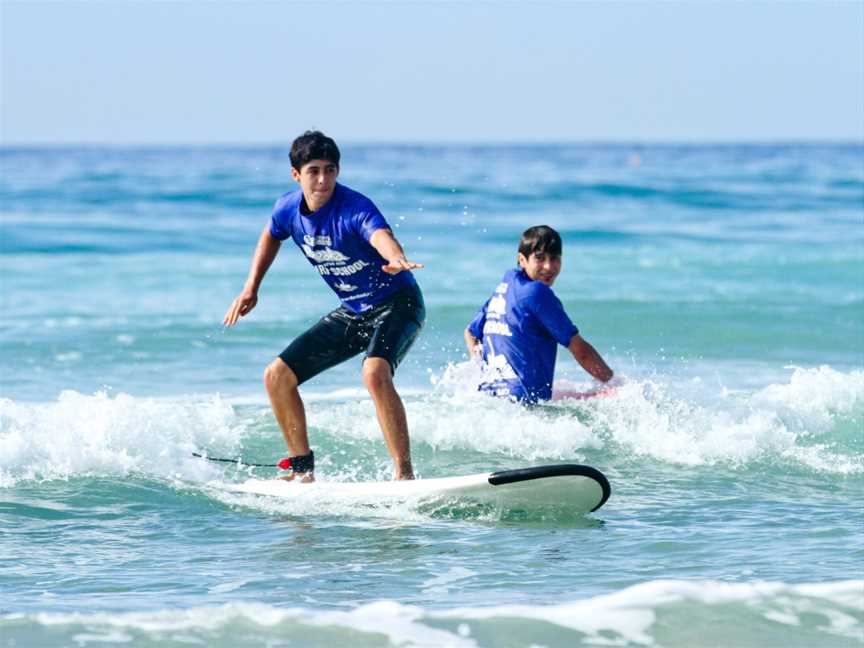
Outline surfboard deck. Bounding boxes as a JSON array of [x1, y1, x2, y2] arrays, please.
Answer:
[[228, 464, 611, 514]]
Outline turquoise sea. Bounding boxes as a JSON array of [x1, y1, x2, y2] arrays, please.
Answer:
[[1, 143, 863, 647]]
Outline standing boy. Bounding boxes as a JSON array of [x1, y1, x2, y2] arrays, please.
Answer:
[[224, 131, 424, 481], [464, 225, 613, 403]]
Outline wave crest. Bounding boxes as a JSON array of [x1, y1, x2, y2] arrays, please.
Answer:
[[3, 579, 860, 648]]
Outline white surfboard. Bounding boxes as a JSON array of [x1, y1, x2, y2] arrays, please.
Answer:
[[228, 464, 611, 514]]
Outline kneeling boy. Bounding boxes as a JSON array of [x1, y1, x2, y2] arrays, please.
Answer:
[[464, 225, 613, 403]]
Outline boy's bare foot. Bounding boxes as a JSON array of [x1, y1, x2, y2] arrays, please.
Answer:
[[279, 472, 315, 483]]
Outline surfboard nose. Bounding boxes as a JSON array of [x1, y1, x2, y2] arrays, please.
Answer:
[[488, 464, 611, 512]]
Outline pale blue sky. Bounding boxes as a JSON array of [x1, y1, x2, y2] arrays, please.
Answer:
[[2, 1, 862, 144]]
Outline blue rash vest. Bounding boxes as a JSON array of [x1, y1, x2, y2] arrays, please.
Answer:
[[269, 183, 416, 313], [467, 267, 579, 403]]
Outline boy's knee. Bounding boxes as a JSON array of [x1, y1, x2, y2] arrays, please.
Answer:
[[362, 358, 393, 393], [264, 358, 298, 392]]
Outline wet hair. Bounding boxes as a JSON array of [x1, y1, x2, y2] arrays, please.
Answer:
[[518, 225, 563, 258], [290, 130, 341, 170]]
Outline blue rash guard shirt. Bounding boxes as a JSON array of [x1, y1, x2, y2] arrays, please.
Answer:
[[269, 183, 416, 313], [467, 268, 579, 403]]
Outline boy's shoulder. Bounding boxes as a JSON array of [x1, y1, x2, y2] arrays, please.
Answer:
[[507, 268, 555, 299], [273, 189, 303, 214], [334, 183, 379, 214]]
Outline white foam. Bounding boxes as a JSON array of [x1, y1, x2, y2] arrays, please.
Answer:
[[0, 390, 244, 486], [441, 579, 864, 642], [752, 365, 864, 429], [403, 360, 601, 459], [308, 393, 601, 464], [2, 364, 861, 490], [419, 362, 864, 474], [17, 601, 473, 647]]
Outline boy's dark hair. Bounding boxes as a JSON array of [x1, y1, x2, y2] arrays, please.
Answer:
[[518, 225, 562, 258], [290, 131, 341, 170]]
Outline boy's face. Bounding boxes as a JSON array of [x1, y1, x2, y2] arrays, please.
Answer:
[[518, 250, 561, 286], [291, 159, 339, 211]]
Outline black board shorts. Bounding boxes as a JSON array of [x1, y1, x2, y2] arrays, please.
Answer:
[[279, 283, 425, 384]]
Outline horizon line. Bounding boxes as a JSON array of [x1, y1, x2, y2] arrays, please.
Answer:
[[2, 137, 863, 149]]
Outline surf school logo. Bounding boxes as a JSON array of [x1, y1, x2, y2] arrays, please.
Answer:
[[334, 281, 357, 292], [317, 259, 370, 276], [302, 245, 350, 263], [483, 320, 512, 336], [300, 231, 369, 279], [303, 234, 332, 246]]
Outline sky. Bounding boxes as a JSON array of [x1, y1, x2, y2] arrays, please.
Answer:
[[1, 1, 862, 144]]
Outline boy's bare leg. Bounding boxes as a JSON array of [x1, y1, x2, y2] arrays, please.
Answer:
[[264, 358, 314, 482], [362, 357, 414, 480]]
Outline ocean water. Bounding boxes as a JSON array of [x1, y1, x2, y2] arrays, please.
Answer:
[[1, 143, 863, 647]]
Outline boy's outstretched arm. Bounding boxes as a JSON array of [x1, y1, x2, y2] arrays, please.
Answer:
[[223, 225, 282, 326], [370, 229, 424, 275], [568, 334, 614, 383]]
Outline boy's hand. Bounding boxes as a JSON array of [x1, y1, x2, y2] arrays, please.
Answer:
[[381, 257, 424, 274], [223, 290, 258, 327]]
